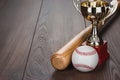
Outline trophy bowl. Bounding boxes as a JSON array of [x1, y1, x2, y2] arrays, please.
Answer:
[[81, 0, 110, 21]]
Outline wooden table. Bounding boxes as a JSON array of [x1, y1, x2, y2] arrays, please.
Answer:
[[0, 0, 120, 80]]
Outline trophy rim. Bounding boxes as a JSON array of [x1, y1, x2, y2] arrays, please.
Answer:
[[80, 0, 109, 7], [72, 0, 118, 23]]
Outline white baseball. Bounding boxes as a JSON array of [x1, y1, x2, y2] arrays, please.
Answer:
[[72, 46, 99, 72]]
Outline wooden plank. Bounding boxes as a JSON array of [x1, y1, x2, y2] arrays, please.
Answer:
[[23, 0, 85, 80], [0, 0, 43, 80], [101, 11, 120, 80], [0, 0, 7, 9]]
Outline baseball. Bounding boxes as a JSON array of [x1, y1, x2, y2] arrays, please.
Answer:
[[72, 46, 99, 72]]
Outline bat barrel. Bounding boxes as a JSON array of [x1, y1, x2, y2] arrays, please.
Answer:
[[51, 53, 71, 70]]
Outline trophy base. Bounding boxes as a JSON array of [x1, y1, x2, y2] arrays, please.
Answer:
[[82, 41, 109, 65]]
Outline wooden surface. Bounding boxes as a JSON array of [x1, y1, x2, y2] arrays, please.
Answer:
[[0, 0, 120, 80]]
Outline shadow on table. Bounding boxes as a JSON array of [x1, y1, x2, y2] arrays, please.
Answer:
[[51, 61, 108, 80]]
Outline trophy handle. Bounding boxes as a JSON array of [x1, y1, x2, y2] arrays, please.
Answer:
[[107, 0, 118, 18], [102, 0, 118, 24], [73, 0, 81, 13]]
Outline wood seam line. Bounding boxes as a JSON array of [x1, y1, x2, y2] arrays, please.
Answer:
[[21, 0, 44, 80]]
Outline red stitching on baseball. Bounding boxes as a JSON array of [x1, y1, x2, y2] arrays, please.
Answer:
[[74, 64, 94, 70], [75, 48, 96, 56]]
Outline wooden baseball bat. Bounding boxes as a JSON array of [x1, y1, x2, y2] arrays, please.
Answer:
[[51, 1, 120, 70], [51, 24, 98, 70]]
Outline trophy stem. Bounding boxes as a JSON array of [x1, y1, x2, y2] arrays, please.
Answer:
[[92, 20, 98, 37], [86, 20, 103, 46]]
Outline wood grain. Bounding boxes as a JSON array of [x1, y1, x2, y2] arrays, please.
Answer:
[[23, 0, 120, 80], [23, 0, 85, 80], [101, 10, 120, 80], [0, 0, 42, 80]]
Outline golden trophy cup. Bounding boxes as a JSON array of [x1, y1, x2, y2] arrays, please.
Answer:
[[80, 0, 109, 46], [80, 0, 110, 65]]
